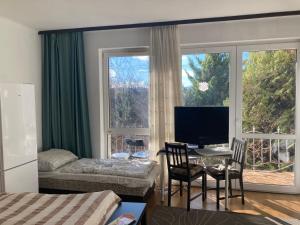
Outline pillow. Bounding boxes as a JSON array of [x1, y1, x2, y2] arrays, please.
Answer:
[[38, 149, 78, 172]]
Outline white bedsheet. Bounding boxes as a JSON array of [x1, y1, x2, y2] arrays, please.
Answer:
[[58, 158, 157, 179], [39, 163, 160, 189]]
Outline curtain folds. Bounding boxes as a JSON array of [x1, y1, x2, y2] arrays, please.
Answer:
[[149, 25, 182, 157], [42, 32, 92, 158]]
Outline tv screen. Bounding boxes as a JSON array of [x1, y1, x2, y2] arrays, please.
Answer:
[[175, 106, 229, 146]]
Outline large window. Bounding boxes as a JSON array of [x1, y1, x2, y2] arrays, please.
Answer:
[[181, 48, 234, 183], [237, 45, 298, 188], [109, 55, 149, 129], [103, 49, 150, 158], [102, 43, 300, 193], [181, 47, 235, 149], [241, 49, 296, 135], [181, 44, 299, 192]]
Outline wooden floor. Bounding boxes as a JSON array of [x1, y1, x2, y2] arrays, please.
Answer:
[[243, 170, 294, 186], [145, 187, 300, 223]]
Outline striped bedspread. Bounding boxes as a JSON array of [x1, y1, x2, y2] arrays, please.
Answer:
[[0, 191, 121, 225]]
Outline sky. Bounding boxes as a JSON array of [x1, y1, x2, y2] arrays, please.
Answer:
[[108, 52, 250, 88], [182, 54, 205, 87], [109, 55, 196, 88]]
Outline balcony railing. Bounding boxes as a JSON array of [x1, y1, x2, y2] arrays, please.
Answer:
[[242, 127, 295, 173], [109, 127, 295, 181], [110, 134, 150, 158]]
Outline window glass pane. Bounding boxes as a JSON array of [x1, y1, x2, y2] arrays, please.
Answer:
[[108, 56, 149, 128], [110, 134, 149, 158], [242, 49, 296, 134], [182, 52, 230, 106]]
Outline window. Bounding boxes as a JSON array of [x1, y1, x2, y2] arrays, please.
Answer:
[[102, 43, 300, 192], [181, 43, 300, 191], [241, 49, 296, 135], [103, 49, 150, 158], [181, 47, 235, 180], [237, 45, 298, 187], [108, 55, 149, 129]]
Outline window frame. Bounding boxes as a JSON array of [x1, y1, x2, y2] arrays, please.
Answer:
[[181, 42, 300, 193], [102, 48, 150, 157], [236, 42, 300, 193], [100, 42, 300, 193]]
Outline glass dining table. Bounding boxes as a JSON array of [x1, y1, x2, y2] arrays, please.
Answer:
[[157, 147, 232, 209]]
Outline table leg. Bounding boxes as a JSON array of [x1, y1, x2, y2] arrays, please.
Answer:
[[225, 158, 229, 210], [160, 154, 165, 202]]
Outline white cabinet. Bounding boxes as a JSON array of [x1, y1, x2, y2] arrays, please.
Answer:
[[3, 161, 38, 193]]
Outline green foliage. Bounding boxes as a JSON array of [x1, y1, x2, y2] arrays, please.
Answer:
[[183, 53, 230, 106], [184, 50, 296, 135], [242, 50, 296, 134], [109, 56, 149, 128]]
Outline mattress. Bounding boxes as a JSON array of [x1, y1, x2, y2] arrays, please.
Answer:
[[39, 164, 160, 197], [0, 191, 120, 225], [59, 158, 157, 179]]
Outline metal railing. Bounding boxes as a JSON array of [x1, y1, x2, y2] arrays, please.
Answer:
[[108, 126, 295, 173], [110, 134, 149, 155], [243, 126, 295, 172]]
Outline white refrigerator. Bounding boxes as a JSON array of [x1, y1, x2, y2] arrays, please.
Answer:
[[0, 83, 38, 193]]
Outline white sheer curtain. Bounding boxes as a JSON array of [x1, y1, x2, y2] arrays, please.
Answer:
[[149, 25, 182, 158]]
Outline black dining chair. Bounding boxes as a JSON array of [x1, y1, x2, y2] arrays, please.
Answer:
[[206, 138, 247, 209], [165, 142, 207, 211]]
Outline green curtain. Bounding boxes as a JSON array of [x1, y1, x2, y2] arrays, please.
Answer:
[[42, 32, 92, 158]]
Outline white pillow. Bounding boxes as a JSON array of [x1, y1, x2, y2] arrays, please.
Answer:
[[38, 149, 78, 172]]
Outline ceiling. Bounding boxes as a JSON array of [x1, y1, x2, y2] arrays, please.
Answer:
[[0, 0, 300, 31]]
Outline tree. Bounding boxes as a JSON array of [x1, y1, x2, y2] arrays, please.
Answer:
[[183, 50, 296, 134], [109, 56, 149, 128], [183, 53, 230, 106], [242, 50, 296, 134]]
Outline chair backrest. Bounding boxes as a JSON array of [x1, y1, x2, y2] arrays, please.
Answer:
[[165, 142, 190, 175], [231, 138, 247, 173]]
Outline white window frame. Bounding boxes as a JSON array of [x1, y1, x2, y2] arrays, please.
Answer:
[[236, 42, 300, 194], [101, 48, 150, 158], [181, 42, 300, 193], [99, 41, 300, 194]]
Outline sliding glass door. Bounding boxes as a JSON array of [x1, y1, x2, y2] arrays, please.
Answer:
[[236, 43, 300, 193], [181, 43, 300, 193]]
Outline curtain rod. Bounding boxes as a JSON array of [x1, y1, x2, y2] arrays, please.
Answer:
[[38, 10, 300, 35]]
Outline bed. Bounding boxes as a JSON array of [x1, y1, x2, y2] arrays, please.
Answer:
[[38, 150, 160, 201], [0, 190, 120, 225]]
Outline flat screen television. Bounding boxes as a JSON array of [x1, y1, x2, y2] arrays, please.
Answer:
[[175, 106, 229, 147]]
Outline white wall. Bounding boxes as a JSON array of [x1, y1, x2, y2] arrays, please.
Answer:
[[84, 15, 300, 158], [0, 17, 42, 150]]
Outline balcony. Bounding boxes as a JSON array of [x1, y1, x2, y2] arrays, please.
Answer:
[[242, 136, 295, 186], [110, 134, 150, 159], [110, 134, 295, 186]]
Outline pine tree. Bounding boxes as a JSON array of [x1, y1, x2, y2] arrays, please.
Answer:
[[183, 53, 230, 106], [242, 50, 296, 134]]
